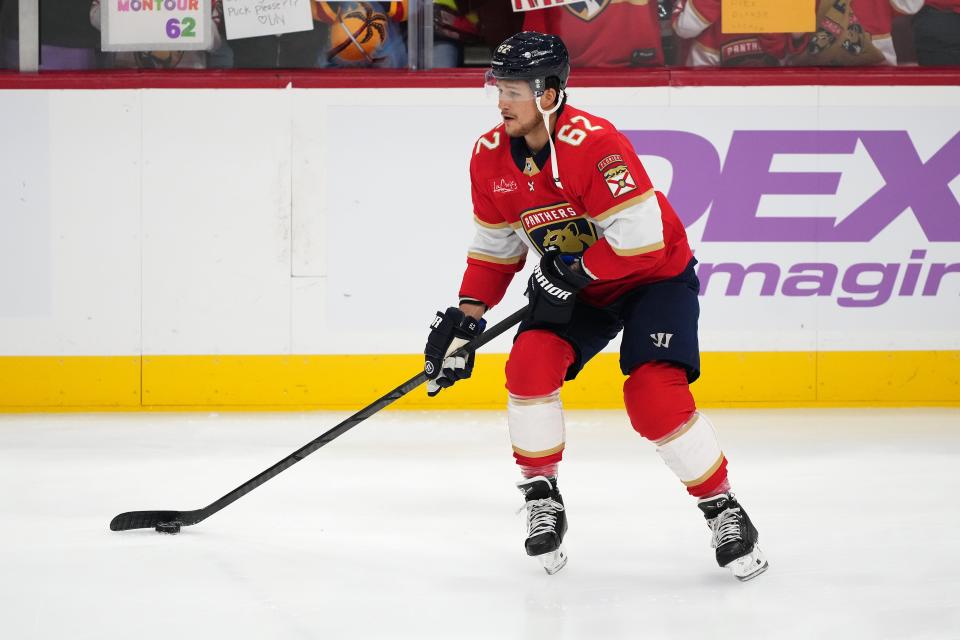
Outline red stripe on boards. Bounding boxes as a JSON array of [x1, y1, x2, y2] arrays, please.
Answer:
[[1, 67, 958, 90]]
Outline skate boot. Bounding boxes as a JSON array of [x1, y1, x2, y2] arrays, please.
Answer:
[[697, 493, 768, 582], [516, 476, 568, 575]]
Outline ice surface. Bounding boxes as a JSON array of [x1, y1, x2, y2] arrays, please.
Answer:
[[1, 409, 959, 640]]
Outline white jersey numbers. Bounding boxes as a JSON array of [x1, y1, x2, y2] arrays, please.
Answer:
[[571, 115, 603, 131], [557, 125, 586, 146], [475, 132, 502, 155], [477, 115, 602, 153], [557, 115, 603, 147]]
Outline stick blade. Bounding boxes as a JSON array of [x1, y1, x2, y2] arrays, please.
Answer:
[[110, 510, 183, 531]]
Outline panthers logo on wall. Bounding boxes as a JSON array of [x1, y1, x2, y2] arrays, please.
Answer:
[[565, 0, 650, 22], [565, 0, 612, 22]]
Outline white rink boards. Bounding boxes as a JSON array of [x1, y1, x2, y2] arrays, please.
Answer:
[[2, 86, 959, 356]]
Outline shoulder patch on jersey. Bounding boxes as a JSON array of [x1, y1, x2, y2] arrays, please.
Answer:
[[602, 164, 638, 198], [596, 154, 624, 173], [490, 177, 518, 196]]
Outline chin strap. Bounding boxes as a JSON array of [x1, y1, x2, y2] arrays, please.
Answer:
[[536, 90, 565, 190]]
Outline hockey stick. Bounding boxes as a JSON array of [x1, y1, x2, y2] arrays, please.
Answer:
[[109, 305, 527, 533]]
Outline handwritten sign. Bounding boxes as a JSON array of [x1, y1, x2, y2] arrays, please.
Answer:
[[102, 0, 211, 51], [222, 0, 313, 40], [722, 0, 814, 34]]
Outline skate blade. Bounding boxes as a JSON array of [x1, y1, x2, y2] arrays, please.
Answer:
[[725, 545, 768, 582], [538, 545, 568, 575]]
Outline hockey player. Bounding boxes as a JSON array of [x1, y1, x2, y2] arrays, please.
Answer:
[[423, 31, 767, 581]]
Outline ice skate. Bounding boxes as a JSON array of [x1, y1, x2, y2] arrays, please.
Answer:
[[516, 476, 568, 575], [697, 493, 768, 581]]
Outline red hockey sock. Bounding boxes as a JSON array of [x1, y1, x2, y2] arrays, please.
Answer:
[[697, 477, 731, 499], [687, 464, 730, 498], [521, 463, 558, 479]]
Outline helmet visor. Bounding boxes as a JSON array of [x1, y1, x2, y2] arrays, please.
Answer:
[[484, 69, 537, 103]]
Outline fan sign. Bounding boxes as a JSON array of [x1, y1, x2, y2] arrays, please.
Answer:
[[102, 0, 212, 51]]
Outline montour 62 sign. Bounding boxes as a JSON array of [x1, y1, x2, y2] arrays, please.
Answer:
[[102, 0, 212, 51]]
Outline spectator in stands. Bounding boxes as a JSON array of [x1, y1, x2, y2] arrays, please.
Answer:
[[658, 0, 680, 65], [313, 1, 407, 68], [90, 0, 226, 69], [912, 0, 960, 65], [522, 0, 664, 67], [671, 0, 793, 66], [790, 0, 923, 66], [472, 0, 523, 59], [1, 0, 100, 69], [434, 0, 482, 67]]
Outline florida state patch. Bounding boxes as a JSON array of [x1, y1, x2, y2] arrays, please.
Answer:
[[603, 164, 637, 198], [596, 154, 623, 172]]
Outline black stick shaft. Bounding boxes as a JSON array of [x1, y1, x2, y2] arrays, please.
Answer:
[[193, 305, 527, 524]]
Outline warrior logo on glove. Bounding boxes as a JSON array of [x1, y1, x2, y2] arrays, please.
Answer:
[[526, 250, 594, 325], [532, 263, 574, 302]]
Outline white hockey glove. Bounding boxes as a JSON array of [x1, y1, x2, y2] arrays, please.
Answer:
[[424, 307, 485, 397]]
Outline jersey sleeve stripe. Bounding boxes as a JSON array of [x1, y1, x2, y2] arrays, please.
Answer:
[[694, 41, 720, 55], [468, 250, 526, 265], [610, 240, 666, 257], [590, 189, 655, 222], [469, 223, 527, 263], [474, 215, 511, 229], [595, 195, 666, 255]]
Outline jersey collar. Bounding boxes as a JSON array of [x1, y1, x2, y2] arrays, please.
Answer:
[[508, 103, 567, 176]]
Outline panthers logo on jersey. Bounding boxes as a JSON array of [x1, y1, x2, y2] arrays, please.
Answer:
[[539, 220, 598, 255], [519, 203, 599, 257]]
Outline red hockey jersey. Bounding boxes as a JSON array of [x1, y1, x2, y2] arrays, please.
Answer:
[[672, 0, 793, 66], [460, 105, 693, 309], [522, 0, 663, 67], [848, 0, 923, 37], [673, 0, 922, 66]]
